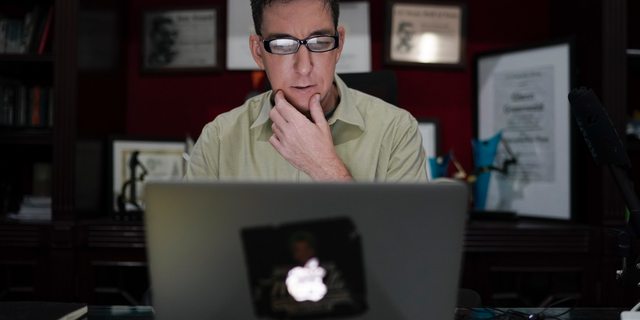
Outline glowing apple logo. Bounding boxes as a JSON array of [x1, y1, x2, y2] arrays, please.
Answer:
[[285, 257, 327, 302]]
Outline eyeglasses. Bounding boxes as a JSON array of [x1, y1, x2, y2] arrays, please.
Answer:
[[260, 32, 339, 55]]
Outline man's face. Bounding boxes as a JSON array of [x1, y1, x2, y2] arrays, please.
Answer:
[[151, 20, 178, 49], [250, 0, 345, 116], [292, 240, 315, 265]]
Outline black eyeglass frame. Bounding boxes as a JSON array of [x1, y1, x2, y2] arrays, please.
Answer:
[[260, 32, 340, 55]]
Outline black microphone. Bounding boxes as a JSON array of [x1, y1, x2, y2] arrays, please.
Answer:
[[568, 87, 640, 239], [568, 86, 631, 169]]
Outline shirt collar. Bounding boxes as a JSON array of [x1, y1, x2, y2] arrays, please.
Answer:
[[329, 74, 366, 130], [250, 90, 272, 130], [250, 74, 366, 131]]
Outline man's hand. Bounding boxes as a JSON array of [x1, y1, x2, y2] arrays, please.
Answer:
[[269, 91, 352, 182]]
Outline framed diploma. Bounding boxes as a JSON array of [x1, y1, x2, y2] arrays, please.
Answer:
[[474, 39, 575, 220], [108, 136, 187, 221], [384, 1, 467, 68], [141, 7, 221, 73]]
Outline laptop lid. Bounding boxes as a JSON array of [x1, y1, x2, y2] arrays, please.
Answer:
[[144, 182, 467, 320]]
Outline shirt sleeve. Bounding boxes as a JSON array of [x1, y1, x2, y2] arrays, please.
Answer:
[[385, 114, 428, 183], [184, 121, 220, 181]]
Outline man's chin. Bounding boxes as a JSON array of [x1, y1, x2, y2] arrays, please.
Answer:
[[287, 97, 312, 114], [291, 105, 311, 117]]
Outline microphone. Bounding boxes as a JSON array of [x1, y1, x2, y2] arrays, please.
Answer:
[[567, 87, 631, 169], [568, 87, 640, 233], [568, 87, 640, 287]]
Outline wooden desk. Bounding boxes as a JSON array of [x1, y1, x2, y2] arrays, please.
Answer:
[[0, 217, 636, 307], [83, 306, 626, 319]]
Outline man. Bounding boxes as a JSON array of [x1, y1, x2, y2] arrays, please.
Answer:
[[185, 0, 427, 182]]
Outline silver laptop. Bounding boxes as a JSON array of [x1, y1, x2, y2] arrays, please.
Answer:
[[144, 182, 467, 320]]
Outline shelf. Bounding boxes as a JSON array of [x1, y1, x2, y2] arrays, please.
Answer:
[[0, 55, 54, 83], [0, 54, 54, 62], [630, 49, 640, 72], [0, 127, 53, 145]]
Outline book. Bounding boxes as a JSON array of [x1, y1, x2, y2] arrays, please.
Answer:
[[39, 86, 48, 126], [1, 84, 17, 126], [16, 85, 28, 126], [48, 86, 54, 127], [36, 6, 54, 54], [0, 301, 87, 320], [0, 85, 4, 125], [22, 5, 44, 54], [30, 86, 41, 126], [10, 195, 52, 220], [5, 19, 23, 54], [0, 19, 7, 53]]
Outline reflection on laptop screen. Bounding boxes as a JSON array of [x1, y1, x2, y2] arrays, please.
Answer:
[[241, 217, 367, 319]]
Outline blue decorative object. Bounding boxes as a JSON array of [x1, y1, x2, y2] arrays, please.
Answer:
[[428, 151, 452, 179], [472, 132, 502, 210]]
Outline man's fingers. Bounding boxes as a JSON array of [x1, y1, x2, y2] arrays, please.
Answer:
[[309, 94, 329, 129], [271, 122, 284, 139], [274, 90, 305, 121], [274, 90, 286, 106], [269, 103, 288, 126], [269, 133, 284, 153]]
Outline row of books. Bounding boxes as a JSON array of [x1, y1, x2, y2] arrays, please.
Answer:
[[0, 5, 54, 54], [0, 81, 53, 127]]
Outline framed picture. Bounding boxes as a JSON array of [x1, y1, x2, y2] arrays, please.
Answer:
[[417, 118, 440, 181], [108, 137, 187, 220], [384, 1, 467, 69], [141, 6, 221, 73], [474, 39, 575, 220]]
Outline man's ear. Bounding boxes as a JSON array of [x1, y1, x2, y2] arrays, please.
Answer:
[[249, 34, 266, 70], [334, 27, 346, 64]]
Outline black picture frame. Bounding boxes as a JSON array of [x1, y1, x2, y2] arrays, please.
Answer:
[[472, 38, 576, 221], [141, 6, 222, 74], [107, 136, 186, 221], [383, 0, 467, 69]]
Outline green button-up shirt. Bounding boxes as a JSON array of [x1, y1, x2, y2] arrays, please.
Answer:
[[185, 74, 427, 182]]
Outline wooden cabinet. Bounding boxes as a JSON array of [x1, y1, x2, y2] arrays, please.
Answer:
[[461, 220, 601, 307], [75, 221, 148, 305]]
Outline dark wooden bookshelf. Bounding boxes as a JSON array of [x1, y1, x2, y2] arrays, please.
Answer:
[[629, 51, 640, 72], [0, 56, 54, 82], [0, 127, 53, 145], [0, 54, 54, 62]]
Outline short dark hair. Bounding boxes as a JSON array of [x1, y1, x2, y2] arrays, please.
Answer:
[[250, 0, 340, 37]]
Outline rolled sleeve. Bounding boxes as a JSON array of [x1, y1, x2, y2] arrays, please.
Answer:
[[386, 115, 428, 183]]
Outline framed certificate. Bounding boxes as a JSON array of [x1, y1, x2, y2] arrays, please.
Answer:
[[474, 39, 575, 220], [108, 136, 186, 220], [141, 6, 221, 73], [384, 1, 467, 68]]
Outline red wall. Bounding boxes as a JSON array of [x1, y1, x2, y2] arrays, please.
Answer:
[[125, 0, 552, 173]]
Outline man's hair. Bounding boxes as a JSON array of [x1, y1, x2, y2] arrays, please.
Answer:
[[250, 0, 340, 36], [288, 230, 317, 251]]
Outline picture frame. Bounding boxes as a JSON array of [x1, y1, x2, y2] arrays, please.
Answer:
[[473, 39, 575, 220], [383, 1, 467, 69], [108, 136, 187, 220], [141, 6, 221, 73], [417, 118, 440, 181]]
